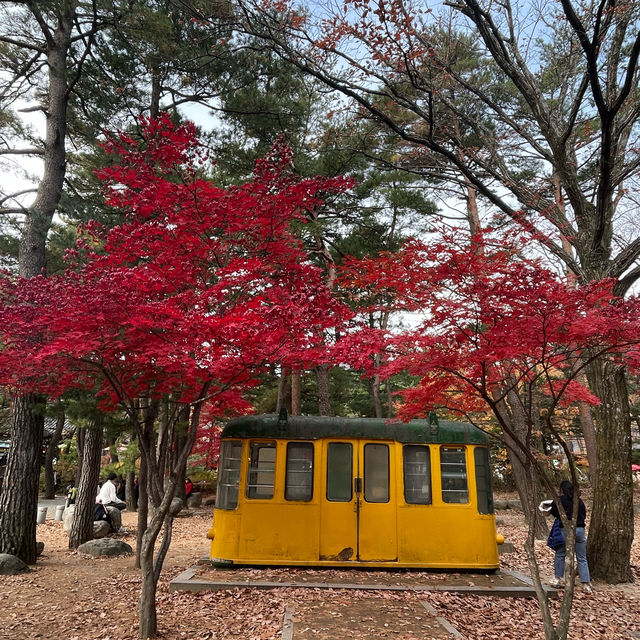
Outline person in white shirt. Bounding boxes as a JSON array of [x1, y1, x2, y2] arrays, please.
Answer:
[[96, 472, 126, 511]]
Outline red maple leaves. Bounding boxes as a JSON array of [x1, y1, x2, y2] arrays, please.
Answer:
[[0, 115, 352, 411], [337, 227, 640, 419], [2, 117, 639, 430]]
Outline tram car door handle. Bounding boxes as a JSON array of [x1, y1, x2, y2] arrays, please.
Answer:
[[354, 477, 362, 494]]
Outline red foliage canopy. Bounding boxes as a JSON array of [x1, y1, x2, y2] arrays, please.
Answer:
[[0, 115, 353, 411], [337, 229, 640, 419]]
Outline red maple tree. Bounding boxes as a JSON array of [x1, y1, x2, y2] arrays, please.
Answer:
[[0, 116, 351, 407], [337, 227, 640, 640], [339, 229, 640, 420], [0, 115, 352, 638]]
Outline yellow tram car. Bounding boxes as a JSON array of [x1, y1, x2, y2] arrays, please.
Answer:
[[208, 412, 502, 569]]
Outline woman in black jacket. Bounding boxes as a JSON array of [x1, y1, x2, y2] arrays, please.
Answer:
[[548, 480, 592, 593]]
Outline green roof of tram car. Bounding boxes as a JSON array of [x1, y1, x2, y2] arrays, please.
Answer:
[[221, 414, 489, 445]]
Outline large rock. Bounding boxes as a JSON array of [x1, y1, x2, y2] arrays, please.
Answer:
[[186, 492, 202, 508], [0, 553, 29, 575], [494, 499, 522, 511], [498, 541, 515, 555], [62, 505, 75, 532], [64, 504, 122, 534], [92, 520, 111, 539], [203, 496, 216, 506], [78, 538, 133, 558], [105, 506, 122, 532]]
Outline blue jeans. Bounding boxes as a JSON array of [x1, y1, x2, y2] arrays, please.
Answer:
[[554, 526, 590, 583]]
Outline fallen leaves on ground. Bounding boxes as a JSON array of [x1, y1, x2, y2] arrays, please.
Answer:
[[0, 496, 638, 640]]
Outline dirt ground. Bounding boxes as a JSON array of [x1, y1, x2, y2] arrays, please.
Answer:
[[0, 496, 639, 640]]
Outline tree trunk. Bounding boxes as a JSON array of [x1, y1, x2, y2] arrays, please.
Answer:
[[316, 365, 332, 416], [586, 359, 634, 582], [138, 530, 158, 638], [126, 469, 137, 512], [291, 369, 301, 415], [76, 426, 86, 484], [370, 373, 383, 418], [135, 392, 207, 637], [44, 408, 65, 499], [577, 389, 598, 481], [3, 4, 74, 564], [568, 357, 598, 487], [136, 454, 148, 570], [276, 367, 291, 413], [502, 431, 547, 539], [0, 394, 44, 563], [69, 419, 103, 549], [172, 405, 190, 501]]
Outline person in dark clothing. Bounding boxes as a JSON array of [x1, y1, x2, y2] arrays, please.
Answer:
[[133, 476, 139, 509], [547, 480, 592, 592], [116, 475, 126, 502]]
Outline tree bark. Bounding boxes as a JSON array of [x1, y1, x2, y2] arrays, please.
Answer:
[[2, 0, 75, 565], [135, 390, 207, 637], [136, 453, 149, 570], [370, 373, 383, 418], [291, 369, 301, 415], [138, 528, 158, 639], [126, 469, 137, 512], [69, 419, 103, 549], [586, 359, 634, 582], [316, 365, 332, 416], [276, 367, 289, 412], [44, 408, 65, 499], [76, 426, 86, 484], [577, 380, 598, 480], [0, 394, 45, 563]]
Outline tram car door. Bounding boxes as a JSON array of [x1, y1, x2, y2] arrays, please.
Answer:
[[319, 440, 397, 563]]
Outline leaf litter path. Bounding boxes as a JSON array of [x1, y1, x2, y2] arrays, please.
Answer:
[[285, 593, 459, 640], [175, 562, 543, 639]]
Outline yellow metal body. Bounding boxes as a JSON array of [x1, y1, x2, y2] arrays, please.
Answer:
[[209, 435, 500, 569]]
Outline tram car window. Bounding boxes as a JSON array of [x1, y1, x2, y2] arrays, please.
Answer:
[[440, 446, 469, 504], [403, 445, 431, 505], [285, 442, 314, 501]]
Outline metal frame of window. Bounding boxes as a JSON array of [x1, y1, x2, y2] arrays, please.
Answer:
[[246, 441, 276, 499], [285, 441, 314, 501], [216, 440, 242, 510], [326, 442, 353, 502], [440, 446, 469, 504], [403, 444, 432, 505], [364, 443, 390, 503], [474, 447, 494, 514]]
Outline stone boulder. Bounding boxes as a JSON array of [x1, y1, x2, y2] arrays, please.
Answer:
[[92, 520, 111, 539], [186, 492, 202, 508], [0, 553, 29, 575], [78, 538, 133, 558], [493, 499, 522, 511], [105, 506, 122, 532], [62, 505, 75, 532], [203, 496, 216, 506]]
